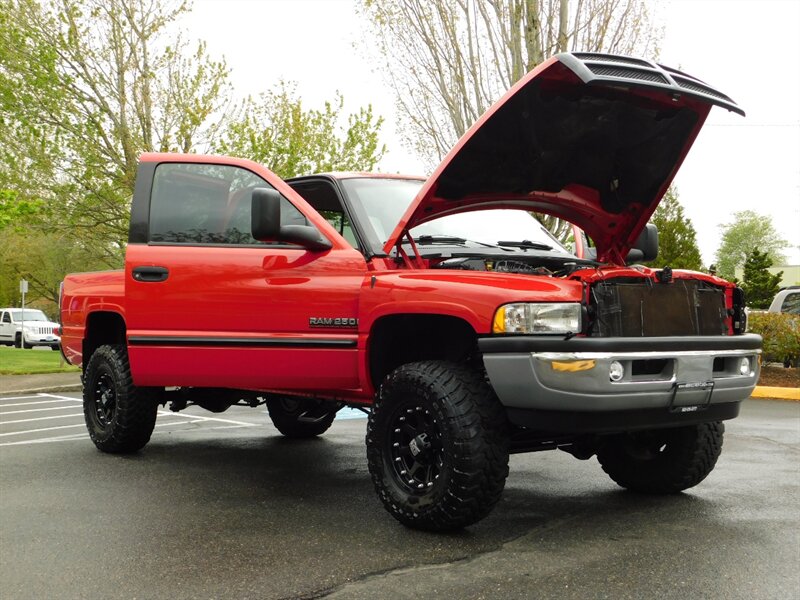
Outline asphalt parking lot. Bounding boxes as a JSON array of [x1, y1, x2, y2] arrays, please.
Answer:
[[1, 392, 798, 599]]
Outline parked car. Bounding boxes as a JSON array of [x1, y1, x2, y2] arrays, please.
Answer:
[[768, 286, 800, 315], [767, 287, 800, 367], [0, 308, 61, 349]]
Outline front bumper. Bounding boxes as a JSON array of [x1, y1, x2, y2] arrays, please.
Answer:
[[23, 332, 61, 346], [480, 334, 762, 430]]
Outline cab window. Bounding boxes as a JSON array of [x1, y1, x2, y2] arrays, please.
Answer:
[[288, 179, 359, 250], [149, 163, 307, 245]]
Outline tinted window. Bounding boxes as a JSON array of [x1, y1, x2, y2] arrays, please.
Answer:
[[1, 312, 10, 323], [288, 179, 360, 250], [149, 163, 307, 245], [9, 309, 48, 321], [781, 292, 800, 315]]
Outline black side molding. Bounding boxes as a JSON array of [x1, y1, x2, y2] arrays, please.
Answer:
[[128, 336, 357, 349]]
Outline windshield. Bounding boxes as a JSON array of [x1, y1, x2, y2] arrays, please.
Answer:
[[340, 177, 573, 256], [10, 309, 49, 322]]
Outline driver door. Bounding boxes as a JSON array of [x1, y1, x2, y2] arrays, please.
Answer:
[[125, 157, 367, 392]]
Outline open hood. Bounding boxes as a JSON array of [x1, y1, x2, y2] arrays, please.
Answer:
[[384, 52, 743, 264]]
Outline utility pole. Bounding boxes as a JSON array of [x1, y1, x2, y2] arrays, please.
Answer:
[[20, 279, 28, 317], [20, 279, 28, 346]]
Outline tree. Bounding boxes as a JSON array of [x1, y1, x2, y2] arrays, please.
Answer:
[[714, 211, 787, 281], [2, 0, 390, 264], [214, 83, 386, 179], [649, 187, 702, 270], [741, 249, 783, 310], [360, 0, 661, 240], [0, 228, 108, 310], [0, 0, 232, 266]]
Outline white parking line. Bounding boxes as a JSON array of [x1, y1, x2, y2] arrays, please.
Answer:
[[153, 419, 202, 428], [1, 405, 83, 415], [1, 413, 84, 425], [0, 433, 89, 446], [156, 410, 257, 427], [0, 422, 255, 447], [38, 393, 82, 402], [0, 417, 206, 441], [0, 395, 53, 401], [0, 423, 87, 437], [0, 393, 257, 443], [41, 394, 258, 427], [0, 399, 81, 408]]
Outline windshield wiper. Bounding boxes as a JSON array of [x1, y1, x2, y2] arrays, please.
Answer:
[[412, 236, 509, 250], [497, 239, 552, 251], [415, 235, 468, 245]]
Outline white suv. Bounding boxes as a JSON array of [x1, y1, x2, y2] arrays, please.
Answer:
[[0, 308, 61, 350], [768, 287, 800, 315]]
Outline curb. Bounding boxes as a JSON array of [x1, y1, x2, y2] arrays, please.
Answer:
[[751, 386, 800, 401]]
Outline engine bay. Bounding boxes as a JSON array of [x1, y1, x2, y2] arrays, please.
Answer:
[[430, 255, 593, 277]]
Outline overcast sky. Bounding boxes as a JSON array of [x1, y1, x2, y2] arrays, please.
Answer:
[[184, 0, 800, 266]]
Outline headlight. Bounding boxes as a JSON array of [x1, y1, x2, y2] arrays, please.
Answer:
[[493, 303, 582, 334]]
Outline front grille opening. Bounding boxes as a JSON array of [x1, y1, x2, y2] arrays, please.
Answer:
[[590, 278, 728, 337], [713, 357, 726, 373], [632, 359, 669, 376]]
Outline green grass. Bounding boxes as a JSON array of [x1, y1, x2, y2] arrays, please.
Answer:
[[0, 345, 80, 375]]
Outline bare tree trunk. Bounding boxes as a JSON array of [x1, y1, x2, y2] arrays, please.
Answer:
[[360, 0, 661, 240], [557, 0, 569, 52]]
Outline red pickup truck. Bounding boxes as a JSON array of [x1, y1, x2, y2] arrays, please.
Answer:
[[60, 53, 761, 531]]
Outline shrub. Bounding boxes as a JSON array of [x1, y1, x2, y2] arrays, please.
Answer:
[[747, 312, 800, 366]]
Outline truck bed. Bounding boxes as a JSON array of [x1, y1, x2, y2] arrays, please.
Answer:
[[61, 270, 125, 367]]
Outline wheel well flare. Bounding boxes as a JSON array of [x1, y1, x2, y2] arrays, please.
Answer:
[[83, 312, 126, 365], [368, 314, 477, 387]]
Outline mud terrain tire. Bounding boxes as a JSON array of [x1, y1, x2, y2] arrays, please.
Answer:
[[83, 344, 158, 453], [597, 422, 724, 494], [367, 361, 509, 531]]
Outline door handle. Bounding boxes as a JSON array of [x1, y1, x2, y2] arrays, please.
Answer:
[[132, 266, 169, 282]]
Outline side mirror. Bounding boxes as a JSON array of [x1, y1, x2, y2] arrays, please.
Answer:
[[626, 223, 658, 264], [251, 188, 332, 251]]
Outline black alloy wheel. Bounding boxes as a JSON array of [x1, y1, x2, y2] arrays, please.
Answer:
[[83, 344, 158, 453], [367, 361, 509, 531], [386, 403, 443, 494], [93, 371, 117, 427]]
